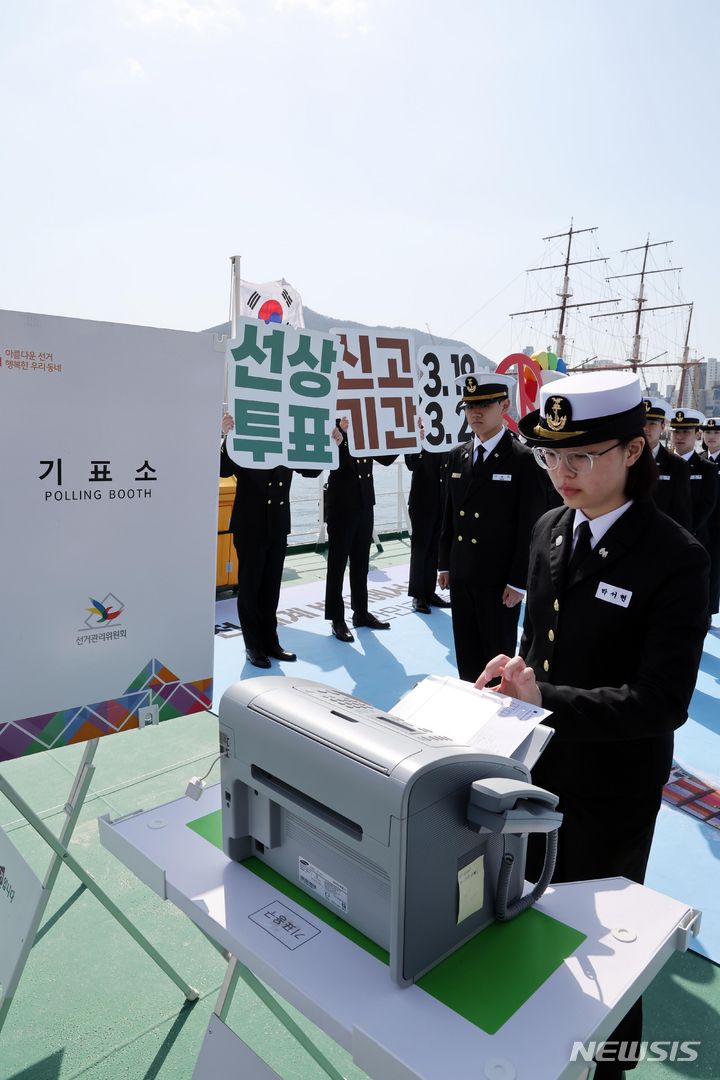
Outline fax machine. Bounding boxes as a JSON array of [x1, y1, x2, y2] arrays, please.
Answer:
[[219, 677, 561, 985]]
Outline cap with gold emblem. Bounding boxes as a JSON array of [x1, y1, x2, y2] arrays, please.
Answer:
[[456, 371, 515, 405], [518, 369, 645, 448], [669, 408, 705, 430], [642, 396, 672, 422], [700, 416, 720, 432]]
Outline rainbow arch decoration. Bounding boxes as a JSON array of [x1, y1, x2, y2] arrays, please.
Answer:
[[0, 660, 212, 761], [496, 350, 568, 429]]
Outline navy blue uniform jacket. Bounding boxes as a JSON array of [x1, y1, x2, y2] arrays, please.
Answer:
[[522, 500, 709, 801]]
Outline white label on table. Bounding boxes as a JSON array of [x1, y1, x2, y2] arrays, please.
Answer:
[[299, 857, 348, 914], [457, 854, 485, 924], [248, 901, 320, 950]]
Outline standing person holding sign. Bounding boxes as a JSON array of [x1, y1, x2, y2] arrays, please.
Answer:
[[404, 417, 451, 614], [476, 370, 709, 1079], [437, 372, 546, 681], [324, 417, 397, 642], [221, 413, 319, 668]]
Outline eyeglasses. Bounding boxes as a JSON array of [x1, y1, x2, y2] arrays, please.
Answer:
[[533, 442, 623, 475]]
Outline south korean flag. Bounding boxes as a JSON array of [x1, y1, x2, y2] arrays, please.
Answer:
[[239, 278, 305, 329]]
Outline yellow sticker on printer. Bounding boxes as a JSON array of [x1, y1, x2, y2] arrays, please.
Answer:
[[299, 857, 348, 914], [457, 855, 485, 924]]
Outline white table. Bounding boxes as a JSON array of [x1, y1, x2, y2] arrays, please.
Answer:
[[99, 787, 700, 1080]]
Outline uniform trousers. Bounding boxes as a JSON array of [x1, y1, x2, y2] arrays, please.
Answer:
[[408, 510, 442, 601], [526, 784, 663, 1074], [450, 582, 520, 682], [232, 530, 287, 653], [324, 505, 374, 621], [709, 553, 720, 615]]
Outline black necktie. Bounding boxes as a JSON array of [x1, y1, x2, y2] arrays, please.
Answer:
[[567, 520, 593, 577], [472, 445, 485, 473]]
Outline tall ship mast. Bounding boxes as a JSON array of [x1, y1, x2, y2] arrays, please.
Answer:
[[509, 222, 618, 363], [510, 229, 698, 408]]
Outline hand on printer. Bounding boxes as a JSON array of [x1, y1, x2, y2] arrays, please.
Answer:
[[475, 653, 542, 707]]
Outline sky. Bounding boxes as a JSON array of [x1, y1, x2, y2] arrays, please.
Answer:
[[3, 0, 719, 377]]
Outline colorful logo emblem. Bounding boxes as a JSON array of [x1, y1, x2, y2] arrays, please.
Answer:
[[84, 593, 124, 628]]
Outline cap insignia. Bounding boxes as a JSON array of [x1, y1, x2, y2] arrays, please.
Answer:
[[675, 410, 685, 422], [545, 395, 570, 432], [465, 376, 478, 395]]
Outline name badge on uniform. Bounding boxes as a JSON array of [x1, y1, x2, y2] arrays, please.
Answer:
[[658, 474, 671, 480], [596, 582, 632, 608], [492, 474, 512, 482], [452, 472, 462, 479], [690, 474, 702, 480]]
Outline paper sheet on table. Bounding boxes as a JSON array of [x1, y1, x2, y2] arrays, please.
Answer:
[[390, 675, 554, 763]]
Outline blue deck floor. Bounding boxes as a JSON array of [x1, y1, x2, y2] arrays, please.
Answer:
[[1, 540, 719, 1079]]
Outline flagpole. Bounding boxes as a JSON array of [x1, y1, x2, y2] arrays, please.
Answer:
[[226, 255, 242, 412], [230, 254, 241, 338]]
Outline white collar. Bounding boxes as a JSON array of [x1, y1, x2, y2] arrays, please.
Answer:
[[474, 427, 505, 458], [572, 500, 634, 549], [678, 449, 694, 462], [651, 443, 660, 459]]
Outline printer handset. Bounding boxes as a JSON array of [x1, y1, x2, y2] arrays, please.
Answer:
[[467, 776, 563, 922]]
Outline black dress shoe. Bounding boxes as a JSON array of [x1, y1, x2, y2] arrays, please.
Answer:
[[429, 592, 451, 608], [353, 612, 391, 630], [246, 648, 271, 668], [267, 644, 297, 662], [411, 598, 431, 614], [331, 620, 354, 642]]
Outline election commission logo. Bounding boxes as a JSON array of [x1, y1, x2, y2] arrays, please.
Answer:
[[76, 592, 128, 646], [83, 594, 125, 629]]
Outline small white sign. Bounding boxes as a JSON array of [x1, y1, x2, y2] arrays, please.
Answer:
[[299, 857, 348, 914], [596, 582, 632, 608], [492, 474, 512, 482], [248, 901, 320, 950], [457, 854, 485, 924], [0, 825, 44, 996]]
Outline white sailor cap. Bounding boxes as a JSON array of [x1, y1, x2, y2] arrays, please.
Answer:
[[456, 371, 515, 404], [701, 416, 720, 432], [518, 369, 644, 448], [669, 408, 705, 430], [642, 396, 672, 422]]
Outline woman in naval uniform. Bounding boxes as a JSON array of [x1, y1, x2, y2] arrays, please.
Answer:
[[476, 370, 709, 1079]]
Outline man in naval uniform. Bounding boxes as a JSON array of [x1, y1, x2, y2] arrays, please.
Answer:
[[700, 415, 720, 623], [221, 413, 320, 668], [324, 417, 397, 642], [669, 408, 717, 549], [437, 372, 546, 681], [642, 397, 692, 528]]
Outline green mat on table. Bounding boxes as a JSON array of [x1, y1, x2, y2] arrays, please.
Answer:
[[187, 807, 585, 1034]]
